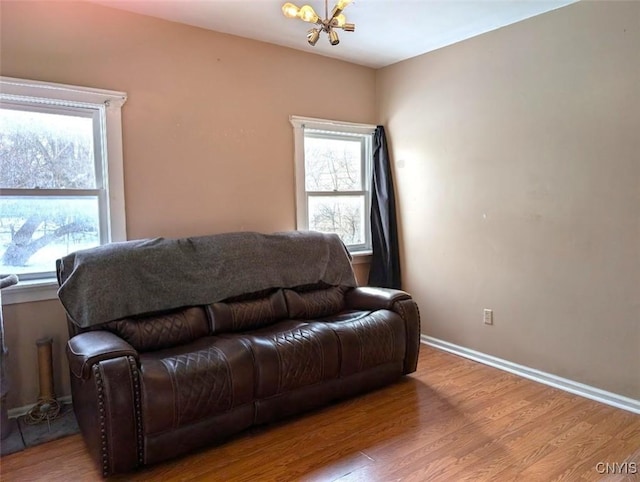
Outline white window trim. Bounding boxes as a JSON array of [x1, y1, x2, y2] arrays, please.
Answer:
[[290, 115, 376, 255], [0, 76, 127, 305]]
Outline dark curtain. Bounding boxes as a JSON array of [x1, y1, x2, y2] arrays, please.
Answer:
[[368, 126, 401, 289]]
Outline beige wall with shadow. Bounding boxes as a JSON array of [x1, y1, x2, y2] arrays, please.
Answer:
[[377, 1, 639, 399], [0, 0, 376, 408]]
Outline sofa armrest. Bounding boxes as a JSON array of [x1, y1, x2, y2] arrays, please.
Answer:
[[70, 355, 142, 476], [346, 287, 421, 375], [345, 287, 411, 311], [67, 331, 138, 380]]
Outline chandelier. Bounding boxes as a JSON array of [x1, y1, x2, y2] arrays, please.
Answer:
[[282, 0, 355, 46]]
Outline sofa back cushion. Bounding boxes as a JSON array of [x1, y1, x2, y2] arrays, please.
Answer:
[[284, 286, 347, 319], [208, 289, 288, 334], [103, 306, 210, 352]]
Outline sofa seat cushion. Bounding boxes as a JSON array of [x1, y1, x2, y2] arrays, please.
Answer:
[[233, 320, 340, 398], [139, 336, 254, 435], [309, 310, 406, 377]]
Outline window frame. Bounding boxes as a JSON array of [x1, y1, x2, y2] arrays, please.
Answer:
[[0, 76, 127, 304], [290, 115, 376, 255]]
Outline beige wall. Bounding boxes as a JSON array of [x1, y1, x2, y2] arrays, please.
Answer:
[[3, 0, 637, 410], [0, 1, 376, 408], [377, 1, 640, 398]]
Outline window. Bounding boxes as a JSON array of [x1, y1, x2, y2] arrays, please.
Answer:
[[291, 116, 375, 254], [0, 77, 127, 303]]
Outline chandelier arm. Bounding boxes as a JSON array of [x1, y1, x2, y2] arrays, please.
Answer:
[[301, 18, 323, 26]]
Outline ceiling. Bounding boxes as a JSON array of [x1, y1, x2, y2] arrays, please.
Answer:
[[92, 0, 579, 68]]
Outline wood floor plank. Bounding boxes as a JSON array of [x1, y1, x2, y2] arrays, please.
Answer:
[[1, 345, 638, 481]]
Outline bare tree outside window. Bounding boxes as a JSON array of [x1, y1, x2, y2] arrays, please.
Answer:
[[0, 108, 101, 274], [308, 196, 364, 245], [305, 136, 361, 192]]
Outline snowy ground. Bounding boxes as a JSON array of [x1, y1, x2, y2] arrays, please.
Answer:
[[0, 241, 98, 276]]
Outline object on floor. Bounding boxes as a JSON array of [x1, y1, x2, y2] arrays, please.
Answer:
[[0, 403, 80, 456], [0, 274, 19, 440], [25, 337, 61, 424], [20, 403, 78, 447], [0, 418, 22, 455]]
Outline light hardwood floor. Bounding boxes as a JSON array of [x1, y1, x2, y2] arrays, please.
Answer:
[[1, 345, 639, 481]]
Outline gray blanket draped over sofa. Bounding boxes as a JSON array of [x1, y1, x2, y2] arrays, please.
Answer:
[[57, 231, 357, 328]]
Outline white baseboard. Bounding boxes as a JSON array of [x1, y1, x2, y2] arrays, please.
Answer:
[[421, 335, 640, 415], [7, 395, 72, 419]]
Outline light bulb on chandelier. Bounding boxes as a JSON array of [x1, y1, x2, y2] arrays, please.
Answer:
[[298, 5, 319, 23], [282, 2, 300, 18], [282, 0, 356, 47]]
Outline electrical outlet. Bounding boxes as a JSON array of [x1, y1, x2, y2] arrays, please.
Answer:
[[483, 309, 493, 325]]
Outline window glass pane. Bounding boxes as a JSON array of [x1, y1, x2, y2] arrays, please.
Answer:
[[308, 195, 365, 246], [0, 107, 97, 189], [0, 197, 100, 276], [304, 135, 362, 192]]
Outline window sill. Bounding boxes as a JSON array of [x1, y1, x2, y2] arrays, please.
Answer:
[[351, 251, 372, 265], [1, 278, 59, 305]]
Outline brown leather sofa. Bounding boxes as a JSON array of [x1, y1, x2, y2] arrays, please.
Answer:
[[61, 233, 420, 477]]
